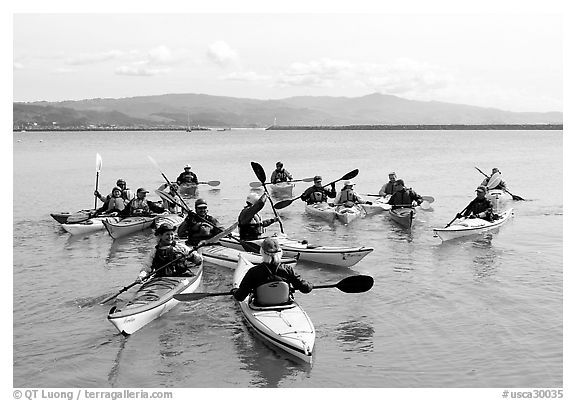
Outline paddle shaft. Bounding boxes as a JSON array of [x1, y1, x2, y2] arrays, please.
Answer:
[[445, 205, 469, 228], [94, 171, 100, 210], [250, 162, 284, 233], [249, 177, 314, 187]]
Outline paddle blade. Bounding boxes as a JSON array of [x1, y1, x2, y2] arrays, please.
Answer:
[[147, 155, 160, 170], [341, 169, 359, 181], [96, 153, 102, 172], [206, 180, 220, 186], [274, 198, 295, 210], [511, 194, 525, 201], [249, 181, 263, 188], [421, 196, 435, 203], [419, 200, 431, 210], [315, 275, 374, 293], [301, 177, 315, 182], [251, 161, 267, 184]]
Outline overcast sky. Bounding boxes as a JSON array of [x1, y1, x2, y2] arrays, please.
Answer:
[[11, 3, 564, 112]]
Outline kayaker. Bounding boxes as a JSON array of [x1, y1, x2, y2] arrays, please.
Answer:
[[178, 198, 224, 246], [137, 223, 202, 282], [94, 178, 132, 204], [120, 188, 166, 217], [481, 167, 507, 190], [176, 164, 198, 186], [93, 186, 126, 216], [456, 185, 496, 221], [334, 180, 372, 207], [232, 237, 313, 306], [386, 179, 422, 209], [300, 175, 337, 205], [238, 193, 279, 240], [378, 171, 397, 197], [157, 182, 181, 213], [270, 161, 293, 184]]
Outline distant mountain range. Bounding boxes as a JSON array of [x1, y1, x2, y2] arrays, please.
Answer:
[[13, 92, 562, 130]]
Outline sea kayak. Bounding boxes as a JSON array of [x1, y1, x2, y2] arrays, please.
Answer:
[[361, 196, 391, 215], [178, 183, 198, 198], [269, 182, 295, 199], [388, 207, 415, 229], [433, 208, 514, 241], [219, 233, 374, 268], [196, 243, 298, 270], [61, 216, 120, 236], [304, 202, 337, 222], [233, 254, 315, 363], [108, 261, 203, 335], [335, 203, 365, 225], [50, 209, 93, 224], [103, 216, 156, 239]]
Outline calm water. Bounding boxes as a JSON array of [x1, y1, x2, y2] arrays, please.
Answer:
[[12, 129, 563, 388]]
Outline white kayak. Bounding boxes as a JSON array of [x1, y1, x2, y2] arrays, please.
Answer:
[[233, 254, 315, 363], [269, 182, 295, 199], [154, 213, 185, 230], [335, 203, 365, 224], [219, 233, 374, 268], [61, 216, 120, 236], [196, 243, 298, 270], [108, 261, 203, 335], [361, 195, 391, 215], [103, 216, 156, 239], [178, 183, 198, 198], [304, 202, 337, 222], [433, 208, 514, 241]]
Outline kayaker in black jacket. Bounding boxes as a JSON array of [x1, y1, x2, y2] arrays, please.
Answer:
[[457, 186, 495, 221], [177, 198, 223, 246], [176, 164, 198, 185], [238, 193, 279, 240], [300, 175, 336, 204], [232, 237, 313, 306], [387, 179, 422, 209]]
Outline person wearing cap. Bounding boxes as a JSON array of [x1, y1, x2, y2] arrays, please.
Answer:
[[334, 180, 372, 207], [456, 185, 495, 221], [299, 175, 337, 205], [157, 182, 181, 213], [177, 198, 224, 246], [120, 187, 165, 217], [94, 178, 132, 204], [386, 179, 423, 209], [232, 237, 313, 306], [93, 186, 126, 216], [378, 172, 397, 197], [238, 193, 279, 240], [137, 223, 202, 282], [176, 164, 199, 186], [481, 167, 507, 190], [270, 161, 293, 184]]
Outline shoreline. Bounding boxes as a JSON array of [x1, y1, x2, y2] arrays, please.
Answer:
[[13, 123, 562, 132]]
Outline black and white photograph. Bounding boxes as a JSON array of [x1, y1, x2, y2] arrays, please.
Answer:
[[9, 0, 569, 397]]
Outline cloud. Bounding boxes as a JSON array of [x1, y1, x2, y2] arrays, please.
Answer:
[[276, 59, 355, 87], [66, 50, 124, 65], [207, 41, 238, 67], [221, 71, 271, 82], [115, 66, 171, 76]]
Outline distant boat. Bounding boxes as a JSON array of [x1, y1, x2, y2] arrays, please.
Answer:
[[217, 127, 231, 131], [186, 113, 192, 132]]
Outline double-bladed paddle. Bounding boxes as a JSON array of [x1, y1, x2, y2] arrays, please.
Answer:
[[444, 205, 469, 228], [250, 161, 284, 233], [99, 221, 239, 305], [249, 177, 315, 188], [198, 180, 221, 186], [173, 274, 374, 301], [273, 169, 360, 210], [474, 166, 524, 201], [94, 153, 102, 209], [365, 194, 435, 203]]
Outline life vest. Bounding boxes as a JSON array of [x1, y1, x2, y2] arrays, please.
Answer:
[[390, 189, 411, 207], [121, 189, 132, 201], [272, 169, 290, 183], [151, 243, 189, 277], [254, 264, 291, 306], [107, 197, 125, 212], [129, 198, 150, 215], [238, 211, 263, 240], [310, 190, 326, 203], [339, 189, 356, 204]]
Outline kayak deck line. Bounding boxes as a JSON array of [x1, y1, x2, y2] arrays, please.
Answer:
[[243, 318, 314, 358]]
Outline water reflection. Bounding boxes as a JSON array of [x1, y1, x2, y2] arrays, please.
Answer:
[[335, 318, 375, 353], [107, 336, 128, 387], [232, 325, 312, 387]]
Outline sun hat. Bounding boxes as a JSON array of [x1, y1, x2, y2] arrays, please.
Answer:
[[261, 237, 281, 254], [276, 161, 283, 167], [476, 185, 487, 193], [116, 178, 126, 185], [342, 180, 355, 186], [112, 186, 122, 192], [184, 164, 192, 169], [137, 187, 149, 193], [155, 223, 176, 236]]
